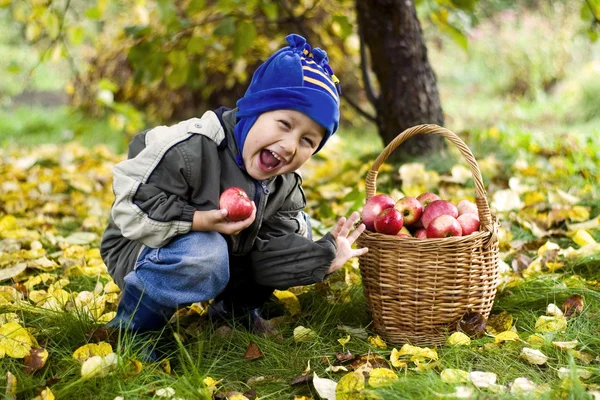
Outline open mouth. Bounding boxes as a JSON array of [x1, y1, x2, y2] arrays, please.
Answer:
[[258, 149, 285, 171]]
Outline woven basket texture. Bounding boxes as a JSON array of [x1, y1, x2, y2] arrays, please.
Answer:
[[356, 124, 500, 346]]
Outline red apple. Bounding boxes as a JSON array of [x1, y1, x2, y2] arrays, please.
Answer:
[[416, 192, 441, 208], [457, 213, 480, 235], [414, 228, 427, 239], [421, 200, 459, 229], [457, 199, 478, 216], [219, 187, 253, 221], [426, 215, 462, 238], [374, 208, 404, 235], [394, 197, 423, 226], [361, 194, 396, 232]]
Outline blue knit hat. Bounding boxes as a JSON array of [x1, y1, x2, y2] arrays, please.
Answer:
[[234, 33, 341, 167]]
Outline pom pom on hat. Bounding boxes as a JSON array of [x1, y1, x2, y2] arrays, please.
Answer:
[[234, 34, 341, 167]]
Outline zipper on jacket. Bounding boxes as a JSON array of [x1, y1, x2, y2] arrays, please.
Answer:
[[260, 181, 270, 195]]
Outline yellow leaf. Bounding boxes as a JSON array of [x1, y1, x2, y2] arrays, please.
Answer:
[[389, 348, 407, 368], [535, 315, 567, 333], [80, 353, 117, 379], [336, 371, 365, 400], [538, 241, 561, 256], [572, 230, 597, 247], [519, 347, 548, 365], [486, 311, 514, 335], [367, 335, 387, 349], [103, 281, 121, 294], [5, 371, 17, 397], [397, 343, 438, 361], [293, 326, 316, 342], [526, 334, 546, 349], [155, 387, 176, 397], [440, 368, 469, 384], [447, 332, 471, 346], [226, 394, 249, 400], [552, 340, 578, 350], [73, 342, 113, 362], [0, 321, 33, 358], [273, 290, 301, 316], [337, 335, 351, 346], [203, 376, 222, 395], [368, 368, 398, 388], [32, 387, 55, 400], [494, 331, 520, 344]]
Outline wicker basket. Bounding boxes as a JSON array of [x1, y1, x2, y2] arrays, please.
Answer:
[[356, 124, 500, 347]]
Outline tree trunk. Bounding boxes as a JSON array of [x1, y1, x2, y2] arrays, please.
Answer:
[[356, 0, 446, 161]]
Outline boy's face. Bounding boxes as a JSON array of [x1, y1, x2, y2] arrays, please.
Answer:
[[242, 109, 325, 180]]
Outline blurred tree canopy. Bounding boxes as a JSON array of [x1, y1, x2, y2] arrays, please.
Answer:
[[3, 0, 599, 155]]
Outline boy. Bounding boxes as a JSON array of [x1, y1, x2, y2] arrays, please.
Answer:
[[100, 33, 368, 332]]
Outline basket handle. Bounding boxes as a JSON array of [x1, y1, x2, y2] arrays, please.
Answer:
[[365, 124, 495, 236]]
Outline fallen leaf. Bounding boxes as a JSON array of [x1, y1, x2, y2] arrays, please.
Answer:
[[273, 290, 301, 316], [367, 368, 398, 388], [447, 331, 471, 346], [468, 371, 497, 388], [244, 342, 264, 360], [486, 311, 514, 334], [337, 325, 368, 339], [5, 371, 17, 399], [440, 368, 469, 383], [32, 387, 55, 400], [562, 294, 584, 317], [290, 374, 313, 386], [367, 335, 387, 349], [494, 331, 520, 344], [552, 340, 578, 350], [293, 326, 317, 342], [557, 367, 594, 380], [336, 371, 365, 399], [458, 311, 487, 338], [520, 347, 548, 365], [325, 365, 349, 373], [155, 387, 176, 398], [0, 263, 27, 282], [337, 335, 351, 346], [535, 315, 567, 333], [312, 372, 337, 400], [72, 342, 113, 362], [0, 321, 33, 358], [510, 377, 537, 396], [80, 352, 118, 379], [24, 347, 49, 375]]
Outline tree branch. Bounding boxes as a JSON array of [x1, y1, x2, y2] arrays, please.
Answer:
[[342, 94, 377, 122], [358, 22, 378, 107]]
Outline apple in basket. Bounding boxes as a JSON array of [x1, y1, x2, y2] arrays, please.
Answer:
[[394, 196, 423, 226], [421, 200, 458, 229], [426, 214, 462, 238], [457, 213, 480, 235], [414, 228, 427, 239], [361, 194, 395, 232], [374, 208, 404, 235], [219, 187, 253, 221], [457, 199, 478, 216], [416, 192, 441, 208]]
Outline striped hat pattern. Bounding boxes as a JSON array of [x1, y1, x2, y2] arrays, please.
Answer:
[[234, 34, 341, 167]]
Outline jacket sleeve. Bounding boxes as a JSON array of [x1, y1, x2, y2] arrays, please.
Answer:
[[110, 120, 222, 248], [249, 178, 337, 289]]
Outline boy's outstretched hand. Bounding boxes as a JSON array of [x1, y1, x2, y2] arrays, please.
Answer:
[[192, 203, 257, 236], [328, 211, 368, 274]]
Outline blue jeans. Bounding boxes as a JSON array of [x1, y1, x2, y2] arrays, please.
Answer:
[[124, 231, 230, 308]]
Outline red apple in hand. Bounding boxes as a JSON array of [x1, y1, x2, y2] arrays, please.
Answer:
[[374, 208, 404, 235], [457, 199, 478, 216], [426, 215, 462, 238], [394, 197, 423, 226], [416, 192, 441, 208], [362, 194, 395, 232], [457, 213, 480, 235], [219, 187, 253, 221], [421, 200, 458, 229]]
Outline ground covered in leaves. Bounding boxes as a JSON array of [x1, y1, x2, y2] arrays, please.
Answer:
[[0, 129, 599, 399]]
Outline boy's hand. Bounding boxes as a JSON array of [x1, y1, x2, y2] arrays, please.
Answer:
[[193, 203, 256, 235], [328, 211, 368, 274]]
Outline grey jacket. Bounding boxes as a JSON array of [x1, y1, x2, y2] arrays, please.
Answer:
[[100, 108, 337, 289]]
